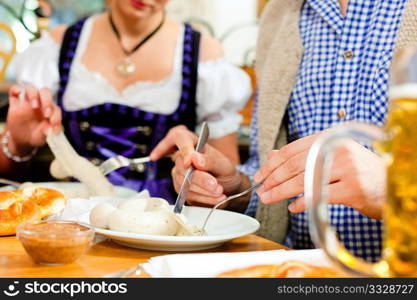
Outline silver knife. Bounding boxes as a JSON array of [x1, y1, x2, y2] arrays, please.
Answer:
[[173, 122, 210, 214]]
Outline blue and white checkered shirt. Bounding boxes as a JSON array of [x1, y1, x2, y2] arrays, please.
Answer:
[[240, 0, 407, 262]]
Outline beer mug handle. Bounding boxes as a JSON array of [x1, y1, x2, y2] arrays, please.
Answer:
[[305, 123, 386, 277]]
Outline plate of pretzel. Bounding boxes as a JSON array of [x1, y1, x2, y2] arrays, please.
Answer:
[[0, 187, 67, 236]]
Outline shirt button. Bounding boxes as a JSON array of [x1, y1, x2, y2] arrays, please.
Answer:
[[343, 50, 354, 60], [130, 163, 146, 173], [137, 126, 152, 136], [79, 121, 90, 131], [135, 144, 148, 154], [337, 108, 347, 119], [86, 141, 96, 150]]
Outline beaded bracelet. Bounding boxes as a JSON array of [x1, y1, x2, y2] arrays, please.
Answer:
[[1, 131, 38, 162]]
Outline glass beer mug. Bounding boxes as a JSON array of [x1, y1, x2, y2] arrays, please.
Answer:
[[304, 48, 417, 277]]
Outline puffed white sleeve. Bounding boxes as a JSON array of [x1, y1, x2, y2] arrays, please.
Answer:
[[13, 32, 60, 95], [196, 58, 252, 139]]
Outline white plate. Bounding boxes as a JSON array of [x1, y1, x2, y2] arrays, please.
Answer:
[[0, 182, 137, 199], [78, 206, 260, 251]]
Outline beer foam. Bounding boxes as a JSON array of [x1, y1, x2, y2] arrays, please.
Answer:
[[389, 83, 417, 99]]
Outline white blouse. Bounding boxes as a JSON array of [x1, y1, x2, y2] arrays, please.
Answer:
[[14, 16, 252, 139]]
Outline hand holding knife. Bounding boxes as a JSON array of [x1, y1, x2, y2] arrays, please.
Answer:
[[173, 122, 210, 214]]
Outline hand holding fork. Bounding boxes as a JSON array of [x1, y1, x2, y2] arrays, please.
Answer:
[[98, 155, 154, 175]]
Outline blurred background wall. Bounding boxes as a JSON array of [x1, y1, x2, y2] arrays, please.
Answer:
[[0, 0, 267, 157], [1, 0, 260, 79], [167, 0, 258, 65]]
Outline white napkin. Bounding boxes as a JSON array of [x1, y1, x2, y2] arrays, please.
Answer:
[[142, 249, 332, 277]]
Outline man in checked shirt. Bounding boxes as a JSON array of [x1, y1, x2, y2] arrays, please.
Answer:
[[151, 0, 417, 262]]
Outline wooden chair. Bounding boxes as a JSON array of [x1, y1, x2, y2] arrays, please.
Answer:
[[0, 22, 16, 81]]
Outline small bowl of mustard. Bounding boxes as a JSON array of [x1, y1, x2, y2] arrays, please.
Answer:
[[17, 220, 94, 265]]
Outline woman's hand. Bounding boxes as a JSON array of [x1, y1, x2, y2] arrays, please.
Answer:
[[254, 132, 385, 220], [151, 125, 249, 209], [6, 85, 62, 156]]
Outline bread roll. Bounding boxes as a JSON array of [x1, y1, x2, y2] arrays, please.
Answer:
[[0, 188, 66, 236], [24, 187, 66, 217]]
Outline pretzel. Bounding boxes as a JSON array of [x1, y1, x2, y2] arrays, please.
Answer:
[[0, 188, 66, 236], [217, 261, 343, 278]]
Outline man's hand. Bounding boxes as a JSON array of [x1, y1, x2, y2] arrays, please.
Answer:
[[150, 125, 249, 209], [254, 132, 385, 220]]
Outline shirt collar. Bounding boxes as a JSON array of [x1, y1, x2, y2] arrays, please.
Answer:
[[306, 0, 344, 35]]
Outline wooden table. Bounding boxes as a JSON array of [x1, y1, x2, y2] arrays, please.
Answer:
[[0, 235, 287, 277]]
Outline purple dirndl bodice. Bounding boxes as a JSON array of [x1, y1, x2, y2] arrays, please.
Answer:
[[57, 19, 201, 203]]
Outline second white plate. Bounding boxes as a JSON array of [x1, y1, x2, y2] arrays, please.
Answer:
[[0, 182, 137, 199]]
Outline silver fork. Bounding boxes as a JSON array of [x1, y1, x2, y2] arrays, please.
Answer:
[[98, 155, 153, 175], [200, 179, 266, 235]]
